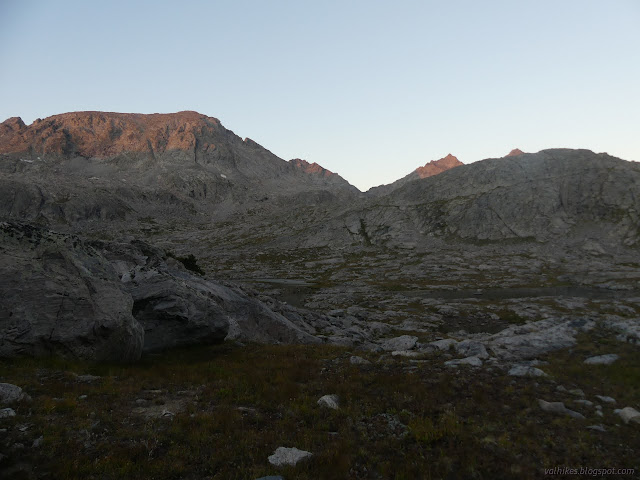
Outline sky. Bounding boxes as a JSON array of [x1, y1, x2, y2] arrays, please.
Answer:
[[0, 0, 639, 191]]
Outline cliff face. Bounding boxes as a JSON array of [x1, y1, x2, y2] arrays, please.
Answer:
[[0, 111, 220, 158]]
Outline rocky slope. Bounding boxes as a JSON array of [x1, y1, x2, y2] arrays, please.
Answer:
[[367, 153, 463, 196], [307, 149, 640, 250]]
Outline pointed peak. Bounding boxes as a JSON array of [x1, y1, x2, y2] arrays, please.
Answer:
[[415, 154, 463, 179], [506, 148, 525, 157], [290, 158, 335, 176]]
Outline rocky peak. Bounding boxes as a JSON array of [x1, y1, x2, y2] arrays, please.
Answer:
[[506, 148, 525, 157], [290, 158, 336, 178], [415, 154, 463, 179], [0, 117, 26, 138]]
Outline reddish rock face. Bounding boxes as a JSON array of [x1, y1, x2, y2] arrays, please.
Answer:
[[506, 148, 525, 157], [415, 154, 463, 179], [290, 158, 336, 178], [0, 111, 222, 158]]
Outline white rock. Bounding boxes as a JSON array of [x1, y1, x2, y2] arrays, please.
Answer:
[[317, 394, 339, 410], [380, 335, 418, 352], [614, 407, 640, 424], [484, 317, 595, 360], [584, 354, 619, 365], [268, 446, 313, 466], [0, 383, 25, 405], [0, 408, 16, 418], [538, 399, 585, 419], [508, 365, 548, 377], [445, 356, 483, 367], [350, 355, 371, 365], [595, 395, 616, 404]]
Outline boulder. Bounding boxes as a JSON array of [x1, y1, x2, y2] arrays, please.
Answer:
[[595, 395, 616, 404], [455, 340, 489, 359], [0, 222, 143, 362], [615, 407, 640, 424], [317, 394, 340, 410], [508, 366, 548, 377], [538, 399, 585, 419], [0, 383, 27, 405], [445, 356, 483, 367], [380, 335, 418, 352], [98, 240, 319, 348], [350, 355, 371, 365]]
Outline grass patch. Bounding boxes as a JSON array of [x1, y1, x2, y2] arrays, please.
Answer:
[[2, 341, 639, 479]]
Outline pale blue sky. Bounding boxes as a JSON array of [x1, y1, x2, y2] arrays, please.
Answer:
[[1, 0, 638, 190]]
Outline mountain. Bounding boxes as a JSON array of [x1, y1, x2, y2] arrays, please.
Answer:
[[367, 154, 463, 196], [0, 111, 359, 234], [306, 149, 640, 250], [1, 111, 638, 255]]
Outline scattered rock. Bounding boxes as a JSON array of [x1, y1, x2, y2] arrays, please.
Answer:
[[268, 447, 313, 467], [32, 436, 44, 448], [538, 400, 585, 419], [317, 394, 339, 410], [584, 354, 620, 365]]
